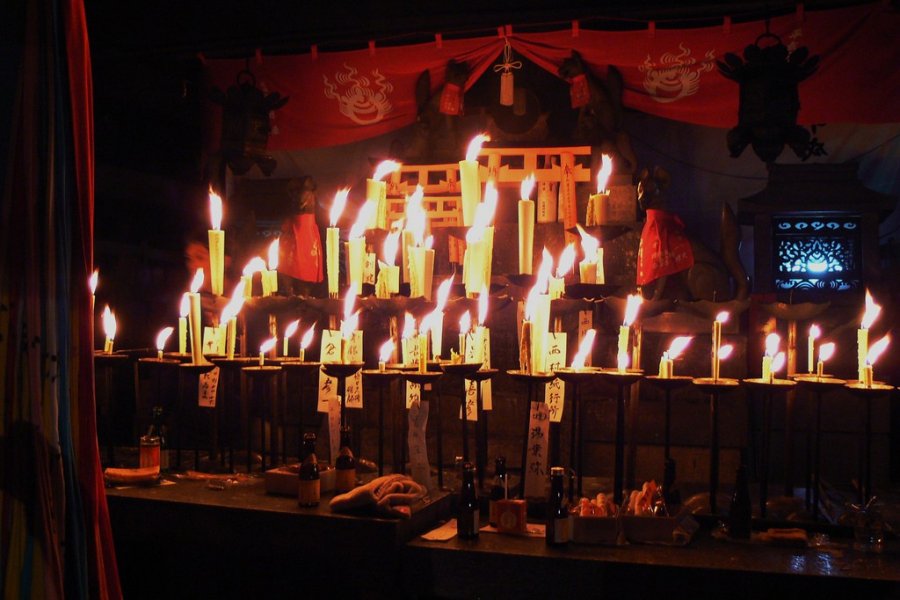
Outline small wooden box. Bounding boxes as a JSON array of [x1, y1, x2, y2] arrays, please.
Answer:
[[495, 499, 528, 534], [571, 515, 619, 545]]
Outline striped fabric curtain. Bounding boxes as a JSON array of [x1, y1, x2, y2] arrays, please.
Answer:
[[0, 0, 121, 598]]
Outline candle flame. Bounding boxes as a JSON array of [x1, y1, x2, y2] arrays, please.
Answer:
[[480, 182, 498, 225], [189, 268, 204, 293], [719, 344, 734, 361], [435, 276, 454, 312], [819, 342, 836, 363], [179, 293, 190, 318], [596, 154, 613, 193], [284, 319, 300, 339], [477, 284, 489, 325], [809, 324, 821, 339], [459, 311, 471, 335], [715, 311, 729, 324], [329, 188, 350, 227], [341, 311, 359, 341], [771, 351, 786, 374], [155, 327, 174, 352], [102, 305, 117, 340], [520, 173, 536, 200], [379, 339, 395, 363], [403, 312, 416, 339], [667, 336, 693, 360], [220, 286, 245, 322], [764, 332, 780, 357], [536, 247, 553, 293], [424, 235, 434, 250], [524, 285, 541, 321], [300, 324, 316, 350], [267, 239, 279, 270], [617, 351, 629, 371], [342, 289, 357, 323], [867, 334, 890, 365], [242, 257, 266, 276], [465, 133, 490, 161], [373, 159, 401, 182], [383, 230, 400, 266], [623, 294, 642, 326], [350, 201, 376, 239], [89, 269, 99, 294], [861, 290, 881, 329], [209, 188, 223, 230], [571, 329, 596, 369], [405, 187, 427, 244], [260, 337, 277, 354], [556, 243, 577, 278], [576, 224, 599, 257]]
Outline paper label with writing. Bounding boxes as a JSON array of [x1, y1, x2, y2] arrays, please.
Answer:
[[317, 330, 341, 411], [328, 394, 341, 464], [524, 401, 551, 498], [197, 367, 220, 408], [202, 326, 222, 356], [344, 330, 364, 409], [408, 400, 434, 490], [578, 310, 593, 365], [462, 328, 491, 420], [544, 333, 567, 422], [402, 336, 421, 408], [364, 252, 376, 285]]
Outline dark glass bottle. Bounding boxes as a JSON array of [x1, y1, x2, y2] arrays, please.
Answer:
[[729, 462, 752, 539], [335, 426, 357, 493], [546, 467, 569, 546], [457, 462, 479, 539], [488, 456, 508, 527], [298, 433, 320, 507]]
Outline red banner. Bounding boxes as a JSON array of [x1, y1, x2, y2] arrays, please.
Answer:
[[206, 3, 900, 151]]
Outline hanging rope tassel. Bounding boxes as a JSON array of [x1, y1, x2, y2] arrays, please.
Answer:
[[493, 41, 522, 106]]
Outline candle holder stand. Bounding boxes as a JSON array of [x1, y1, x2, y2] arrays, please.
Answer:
[[844, 382, 895, 504], [278, 359, 321, 463], [135, 357, 180, 470], [175, 361, 218, 471], [507, 370, 557, 499], [94, 352, 129, 465], [400, 371, 444, 487], [553, 368, 602, 498], [440, 362, 489, 484], [741, 378, 797, 518], [362, 368, 401, 476], [692, 377, 741, 515], [321, 361, 365, 444], [596, 369, 644, 504], [794, 375, 846, 519], [240, 364, 282, 473], [206, 357, 255, 472], [643, 375, 693, 504]]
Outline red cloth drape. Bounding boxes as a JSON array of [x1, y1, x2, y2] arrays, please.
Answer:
[[637, 209, 695, 285], [206, 2, 900, 151]]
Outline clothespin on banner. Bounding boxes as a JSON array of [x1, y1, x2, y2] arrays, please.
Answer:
[[435, 33, 443, 49]]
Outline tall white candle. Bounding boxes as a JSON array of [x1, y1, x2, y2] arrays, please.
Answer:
[[188, 269, 204, 363], [518, 174, 536, 275], [807, 324, 820, 374], [369, 160, 401, 230], [858, 290, 881, 382], [178, 292, 189, 354], [262, 239, 279, 296], [586, 154, 613, 226], [459, 134, 488, 226], [327, 189, 349, 299], [102, 305, 116, 354], [208, 188, 225, 296]]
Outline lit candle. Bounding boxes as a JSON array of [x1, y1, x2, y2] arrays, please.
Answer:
[[208, 188, 225, 296], [283, 319, 300, 357], [858, 290, 881, 382], [102, 305, 117, 354], [520, 287, 538, 373], [864, 334, 890, 388], [178, 292, 189, 354], [417, 314, 430, 374], [808, 324, 821, 374], [816, 342, 835, 378], [770, 351, 786, 383], [155, 327, 174, 360], [259, 337, 277, 367], [262, 239, 279, 296], [410, 235, 435, 300], [715, 344, 734, 382], [327, 189, 349, 299], [518, 174, 536, 275], [379, 339, 394, 372], [220, 281, 245, 360], [188, 268, 204, 363], [402, 186, 426, 285], [375, 230, 401, 298], [658, 336, 692, 378], [712, 311, 729, 380], [339, 290, 359, 363], [299, 324, 315, 362], [549, 243, 575, 300], [241, 257, 265, 299], [617, 294, 643, 370], [586, 154, 612, 226], [576, 224, 604, 285], [460, 134, 489, 226], [427, 277, 454, 360], [89, 269, 98, 310], [347, 202, 374, 296], [530, 250, 553, 374], [571, 329, 596, 371], [463, 185, 497, 298], [402, 312, 417, 368], [480, 183, 498, 292], [368, 160, 401, 230], [458, 311, 471, 359], [761, 332, 780, 382]]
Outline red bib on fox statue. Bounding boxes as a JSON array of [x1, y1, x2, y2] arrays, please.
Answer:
[[280, 213, 323, 283], [637, 209, 694, 286]]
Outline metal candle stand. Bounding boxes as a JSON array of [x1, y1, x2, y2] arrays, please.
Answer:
[[135, 357, 180, 467], [596, 369, 644, 505], [440, 362, 493, 488], [280, 360, 322, 463], [400, 370, 444, 487], [240, 364, 282, 473], [362, 368, 401, 476], [643, 375, 693, 501], [692, 377, 741, 515], [176, 361, 218, 470], [93, 352, 129, 465], [320, 360, 365, 438], [207, 357, 255, 472], [844, 381, 896, 505], [506, 370, 557, 499], [793, 375, 846, 519], [741, 377, 797, 518], [552, 368, 600, 498]]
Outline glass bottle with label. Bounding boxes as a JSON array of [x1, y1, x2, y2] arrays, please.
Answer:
[[298, 433, 320, 507], [457, 462, 480, 539], [488, 456, 508, 527], [335, 426, 357, 493], [546, 466, 569, 546], [139, 406, 165, 470]]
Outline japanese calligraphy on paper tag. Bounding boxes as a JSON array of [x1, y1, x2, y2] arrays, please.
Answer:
[[344, 330, 364, 409], [197, 367, 220, 407], [317, 330, 341, 412], [202, 326, 222, 356], [328, 394, 341, 464], [409, 400, 434, 490], [403, 336, 421, 409], [364, 252, 376, 285], [462, 328, 491, 420], [544, 332, 567, 423], [524, 401, 550, 498]]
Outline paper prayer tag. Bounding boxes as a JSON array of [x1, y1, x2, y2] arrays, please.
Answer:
[[408, 400, 434, 490], [524, 401, 551, 498], [317, 330, 341, 412], [197, 367, 220, 408], [344, 331, 364, 409], [544, 332, 566, 423], [364, 252, 376, 285]]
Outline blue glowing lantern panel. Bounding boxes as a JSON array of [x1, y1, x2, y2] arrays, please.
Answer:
[[773, 215, 860, 291]]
